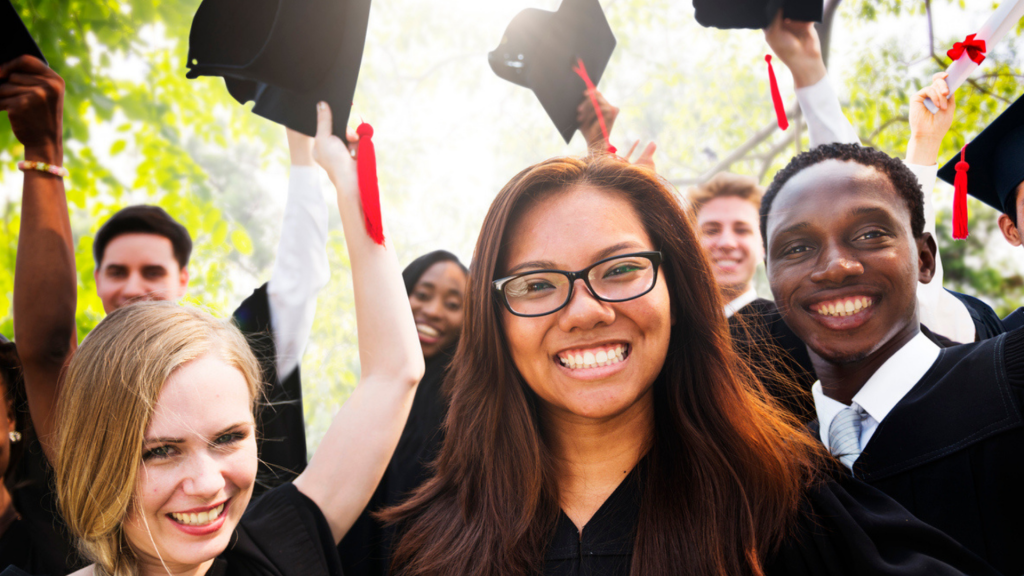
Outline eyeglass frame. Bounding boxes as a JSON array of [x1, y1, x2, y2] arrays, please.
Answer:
[[491, 251, 664, 318]]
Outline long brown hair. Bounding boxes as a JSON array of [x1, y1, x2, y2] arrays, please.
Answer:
[[384, 155, 825, 576]]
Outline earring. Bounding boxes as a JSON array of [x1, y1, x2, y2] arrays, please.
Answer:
[[8, 431, 21, 443]]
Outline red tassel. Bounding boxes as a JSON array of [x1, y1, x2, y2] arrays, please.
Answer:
[[765, 55, 789, 131], [573, 58, 616, 154], [356, 122, 385, 246], [952, 145, 969, 240]]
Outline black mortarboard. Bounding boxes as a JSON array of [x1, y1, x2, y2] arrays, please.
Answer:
[[185, 0, 371, 138], [489, 0, 616, 144], [938, 95, 1024, 217], [1, 0, 47, 68], [693, 0, 823, 30]]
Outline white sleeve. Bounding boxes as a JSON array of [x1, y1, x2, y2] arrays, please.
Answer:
[[904, 161, 977, 343], [267, 165, 331, 380], [795, 74, 860, 149]]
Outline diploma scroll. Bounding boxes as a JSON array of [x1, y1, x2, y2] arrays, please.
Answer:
[[925, 0, 1024, 114]]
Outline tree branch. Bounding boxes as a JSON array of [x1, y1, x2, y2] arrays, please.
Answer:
[[667, 103, 801, 186]]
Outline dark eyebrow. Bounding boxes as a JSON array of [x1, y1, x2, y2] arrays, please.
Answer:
[[143, 422, 251, 445], [772, 221, 811, 239], [851, 206, 890, 218], [505, 241, 644, 275]]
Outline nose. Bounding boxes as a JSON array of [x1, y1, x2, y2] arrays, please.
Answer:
[[181, 452, 226, 498], [556, 278, 616, 332], [715, 228, 739, 250], [420, 296, 444, 321], [121, 272, 149, 299], [809, 242, 864, 284]]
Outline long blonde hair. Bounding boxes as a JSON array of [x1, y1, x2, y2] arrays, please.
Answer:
[[54, 302, 264, 576]]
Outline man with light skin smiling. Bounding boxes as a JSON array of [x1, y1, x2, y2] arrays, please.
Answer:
[[760, 78, 1024, 576]]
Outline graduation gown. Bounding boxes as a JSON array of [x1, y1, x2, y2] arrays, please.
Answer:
[[544, 458, 995, 575], [336, 347, 454, 576], [233, 283, 308, 496], [834, 328, 1024, 576], [1002, 307, 1024, 332], [729, 298, 817, 423], [946, 289, 1005, 341]]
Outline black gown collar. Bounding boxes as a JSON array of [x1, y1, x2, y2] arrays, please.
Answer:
[[854, 334, 1023, 481], [545, 462, 641, 562]]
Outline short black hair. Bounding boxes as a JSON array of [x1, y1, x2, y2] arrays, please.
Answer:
[[760, 143, 926, 249], [93, 205, 193, 269]]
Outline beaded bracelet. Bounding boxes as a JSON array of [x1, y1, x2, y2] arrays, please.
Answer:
[[17, 161, 69, 178]]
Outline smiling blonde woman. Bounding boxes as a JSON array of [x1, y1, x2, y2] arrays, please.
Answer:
[[17, 101, 424, 576]]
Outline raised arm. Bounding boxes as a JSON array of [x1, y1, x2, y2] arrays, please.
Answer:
[[764, 10, 859, 148], [905, 75, 977, 343], [267, 128, 330, 380], [292, 103, 424, 543], [1, 56, 76, 460]]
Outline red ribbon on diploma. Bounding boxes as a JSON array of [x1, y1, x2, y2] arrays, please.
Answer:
[[947, 34, 987, 65], [573, 58, 616, 155]]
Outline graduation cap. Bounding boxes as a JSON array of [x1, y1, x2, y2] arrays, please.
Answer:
[[938, 94, 1024, 239], [693, 0, 823, 30], [1, 0, 47, 68], [489, 0, 616, 144], [185, 0, 372, 138]]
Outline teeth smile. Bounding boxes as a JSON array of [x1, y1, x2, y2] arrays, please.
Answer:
[[416, 324, 439, 337], [557, 344, 629, 369], [813, 297, 874, 317], [170, 503, 225, 526]]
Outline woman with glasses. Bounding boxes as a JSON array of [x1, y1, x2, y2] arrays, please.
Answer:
[[381, 155, 994, 575]]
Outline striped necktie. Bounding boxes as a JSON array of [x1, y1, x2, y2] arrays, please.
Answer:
[[828, 404, 867, 470]]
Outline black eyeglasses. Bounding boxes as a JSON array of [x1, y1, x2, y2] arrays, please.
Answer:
[[492, 251, 664, 317]]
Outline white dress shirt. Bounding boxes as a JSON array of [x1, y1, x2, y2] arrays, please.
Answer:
[[266, 165, 331, 380], [796, 75, 861, 149], [796, 76, 977, 343], [724, 287, 759, 319], [812, 331, 941, 468]]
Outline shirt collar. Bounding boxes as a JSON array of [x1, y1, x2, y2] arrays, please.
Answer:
[[812, 331, 941, 449], [723, 288, 758, 319]]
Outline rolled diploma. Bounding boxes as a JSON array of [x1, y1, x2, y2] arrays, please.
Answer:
[[925, 0, 1024, 113]]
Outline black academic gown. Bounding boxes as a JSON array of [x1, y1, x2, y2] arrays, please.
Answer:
[[823, 328, 1024, 576], [0, 439, 84, 576], [1002, 307, 1024, 332], [544, 458, 995, 575], [947, 289, 1005, 341], [729, 298, 817, 423], [233, 283, 308, 496], [336, 347, 454, 576]]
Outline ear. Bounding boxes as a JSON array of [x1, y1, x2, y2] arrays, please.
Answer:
[[998, 213, 1023, 247], [177, 266, 191, 298], [916, 232, 938, 285]]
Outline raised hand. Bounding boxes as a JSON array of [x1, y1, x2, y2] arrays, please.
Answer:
[[0, 55, 64, 162], [622, 140, 657, 172], [763, 10, 827, 89], [311, 102, 360, 198], [907, 73, 955, 165], [577, 88, 619, 153]]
